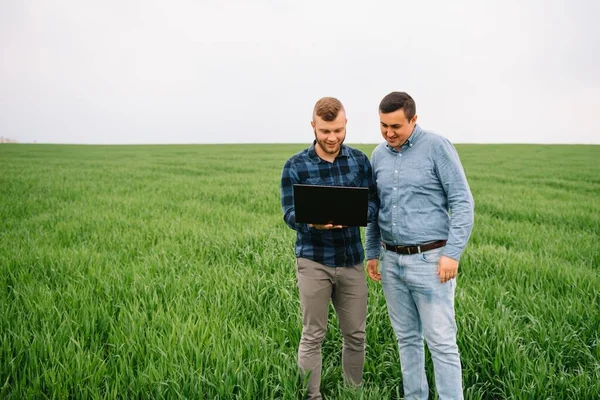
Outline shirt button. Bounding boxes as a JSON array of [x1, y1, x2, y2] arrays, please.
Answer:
[[393, 205, 396, 208], [393, 188, 397, 190], [395, 170, 398, 173]]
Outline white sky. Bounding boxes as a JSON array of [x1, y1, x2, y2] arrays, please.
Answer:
[[1, 0, 599, 144]]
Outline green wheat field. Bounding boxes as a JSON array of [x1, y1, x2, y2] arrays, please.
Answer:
[[1, 143, 598, 399]]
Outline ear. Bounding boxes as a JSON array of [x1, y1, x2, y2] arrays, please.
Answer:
[[311, 120, 316, 129], [411, 114, 418, 125]]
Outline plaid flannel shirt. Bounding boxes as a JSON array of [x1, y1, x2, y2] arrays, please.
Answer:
[[281, 142, 378, 267]]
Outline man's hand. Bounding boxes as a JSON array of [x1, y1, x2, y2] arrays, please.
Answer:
[[309, 223, 345, 230], [366, 259, 381, 281], [437, 256, 459, 283]]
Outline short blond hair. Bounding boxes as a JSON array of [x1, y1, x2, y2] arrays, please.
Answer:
[[313, 97, 345, 122]]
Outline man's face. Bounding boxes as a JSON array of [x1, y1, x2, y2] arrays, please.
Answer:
[[311, 111, 347, 155], [379, 108, 417, 149]]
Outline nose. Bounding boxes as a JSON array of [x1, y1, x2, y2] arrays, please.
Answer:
[[386, 128, 395, 137]]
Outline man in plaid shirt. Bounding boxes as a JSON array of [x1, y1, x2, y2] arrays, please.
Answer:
[[280, 97, 378, 399]]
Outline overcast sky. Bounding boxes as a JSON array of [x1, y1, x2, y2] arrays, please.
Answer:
[[1, 0, 599, 144]]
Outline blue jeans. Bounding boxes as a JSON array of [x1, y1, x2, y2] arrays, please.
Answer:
[[380, 246, 463, 400]]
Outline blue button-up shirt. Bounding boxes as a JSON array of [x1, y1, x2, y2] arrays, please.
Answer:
[[365, 125, 474, 261], [281, 142, 379, 267]]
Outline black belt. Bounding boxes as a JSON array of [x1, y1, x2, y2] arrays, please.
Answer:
[[382, 240, 447, 255]]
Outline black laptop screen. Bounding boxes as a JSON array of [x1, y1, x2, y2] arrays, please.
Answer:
[[293, 184, 369, 227]]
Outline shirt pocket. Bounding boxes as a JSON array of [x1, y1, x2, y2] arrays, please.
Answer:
[[401, 163, 436, 188], [342, 171, 361, 187], [305, 176, 326, 185], [304, 171, 360, 187], [403, 162, 432, 173]]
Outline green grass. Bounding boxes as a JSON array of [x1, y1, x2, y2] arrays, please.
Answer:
[[1, 143, 598, 399]]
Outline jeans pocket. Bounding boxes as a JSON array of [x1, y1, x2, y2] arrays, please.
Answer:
[[379, 244, 386, 261], [421, 246, 444, 263]]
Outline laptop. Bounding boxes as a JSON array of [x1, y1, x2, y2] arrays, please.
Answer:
[[293, 184, 369, 227]]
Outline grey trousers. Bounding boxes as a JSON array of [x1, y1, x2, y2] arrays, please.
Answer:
[[296, 258, 368, 399]]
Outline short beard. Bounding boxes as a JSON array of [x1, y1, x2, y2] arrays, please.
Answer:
[[314, 129, 344, 155], [317, 140, 339, 154]]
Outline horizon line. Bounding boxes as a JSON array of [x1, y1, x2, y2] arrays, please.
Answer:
[[1, 142, 599, 146]]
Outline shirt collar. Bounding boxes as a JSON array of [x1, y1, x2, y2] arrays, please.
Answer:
[[386, 124, 422, 152], [308, 141, 349, 163]]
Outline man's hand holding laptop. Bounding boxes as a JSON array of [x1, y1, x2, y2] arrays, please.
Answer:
[[309, 223, 347, 230]]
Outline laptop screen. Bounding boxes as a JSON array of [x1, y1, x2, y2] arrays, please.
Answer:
[[293, 184, 369, 227]]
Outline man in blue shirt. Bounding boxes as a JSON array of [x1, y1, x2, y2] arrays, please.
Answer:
[[366, 92, 474, 400], [281, 97, 378, 399]]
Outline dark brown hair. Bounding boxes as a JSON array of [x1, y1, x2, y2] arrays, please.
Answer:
[[379, 92, 416, 120]]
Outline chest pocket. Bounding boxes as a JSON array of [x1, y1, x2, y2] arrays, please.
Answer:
[[304, 171, 362, 187], [400, 162, 437, 188], [305, 176, 326, 185], [343, 171, 362, 187]]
